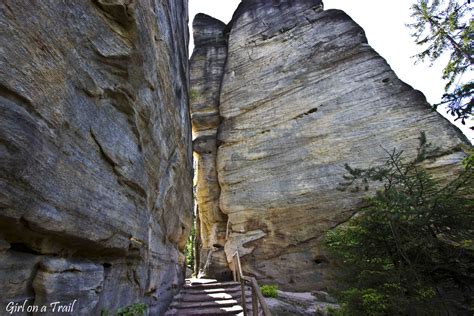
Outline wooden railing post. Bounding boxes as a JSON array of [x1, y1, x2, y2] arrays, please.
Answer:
[[252, 287, 258, 316], [232, 251, 272, 316], [236, 253, 246, 315], [250, 277, 271, 316], [232, 259, 237, 281], [241, 279, 248, 316]]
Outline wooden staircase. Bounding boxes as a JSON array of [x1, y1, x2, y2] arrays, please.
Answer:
[[165, 279, 258, 315]]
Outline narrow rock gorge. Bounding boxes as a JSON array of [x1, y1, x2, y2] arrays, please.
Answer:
[[190, 0, 468, 292], [1, 0, 470, 314], [0, 0, 192, 314], [190, 14, 231, 280]]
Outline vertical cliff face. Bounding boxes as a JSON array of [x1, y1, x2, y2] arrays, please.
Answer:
[[191, 0, 468, 291], [0, 0, 192, 314], [189, 14, 231, 280]]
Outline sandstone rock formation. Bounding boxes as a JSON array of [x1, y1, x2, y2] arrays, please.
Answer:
[[189, 14, 231, 280], [264, 290, 339, 315], [0, 0, 192, 314], [190, 0, 469, 291]]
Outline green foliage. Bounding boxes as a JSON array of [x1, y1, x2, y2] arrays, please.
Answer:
[[116, 303, 147, 316], [185, 219, 195, 268], [462, 145, 474, 168], [189, 89, 200, 103], [327, 134, 474, 315], [408, 0, 473, 126], [261, 284, 278, 298]]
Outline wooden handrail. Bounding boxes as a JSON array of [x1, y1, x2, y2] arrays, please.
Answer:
[[232, 251, 271, 316]]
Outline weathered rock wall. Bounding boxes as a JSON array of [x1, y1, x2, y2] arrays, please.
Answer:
[[0, 0, 192, 314], [191, 0, 468, 291], [189, 14, 231, 280]]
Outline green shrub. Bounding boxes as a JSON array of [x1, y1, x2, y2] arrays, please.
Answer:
[[116, 303, 147, 316], [185, 222, 195, 268], [261, 284, 278, 298], [326, 133, 474, 315], [189, 89, 200, 103]]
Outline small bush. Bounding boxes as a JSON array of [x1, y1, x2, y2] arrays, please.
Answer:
[[116, 303, 147, 316], [261, 284, 278, 298], [189, 89, 200, 102]]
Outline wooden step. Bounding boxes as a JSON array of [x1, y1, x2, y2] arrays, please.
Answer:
[[180, 285, 252, 294], [171, 295, 253, 307], [174, 292, 252, 302], [164, 304, 243, 315], [167, 300, 260, 316], [184, 281, 240, 289], [235, 311, 263, 316], [171, 299, 241, 309], [170, 301, 258, 312], [179, 286, 243, 295], [166, 279, 260, 316], [185, 278, 218, 285]]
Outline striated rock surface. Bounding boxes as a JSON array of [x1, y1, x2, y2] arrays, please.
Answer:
[[189, 14, 231, 280], [33, 259, 104, 315], [0, 0, 192, 314], [189, 0, 469, 291]]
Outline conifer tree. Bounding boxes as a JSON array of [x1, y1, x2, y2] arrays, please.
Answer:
[[408, 0, 473, 127], [326, 134, 474, 315]]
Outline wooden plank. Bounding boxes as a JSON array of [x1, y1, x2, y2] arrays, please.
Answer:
[[175, 292, 252, 302], [179, 286, 250, 294], [171, 299, 239, 309], [184, 281, 240, 289], [165, 305, 243, 316], [252, 287, 258, 316], [186, 278, 218, 285], [241, 280, 247, 316], [167, 251, 270, 316], [248, 278, 271, 316]]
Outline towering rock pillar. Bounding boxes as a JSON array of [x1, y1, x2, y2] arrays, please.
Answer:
[[191, 0, 468, 291], [189, 14, 231, 280], [0, 0, 192, 314]]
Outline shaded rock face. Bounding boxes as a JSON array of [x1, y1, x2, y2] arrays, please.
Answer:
[[190, 0, 468, 291], [265, 290, 339, 316], [0, 0, 192, 314], [190, 14, 231, 280]]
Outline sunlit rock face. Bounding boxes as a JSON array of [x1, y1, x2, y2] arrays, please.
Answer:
[[191, 0, 468, 291], [0, 0, 192, 314], [189, 13, 231, 280]]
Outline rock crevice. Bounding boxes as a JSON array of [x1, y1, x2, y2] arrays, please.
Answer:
[[189, 13, 231, 280]]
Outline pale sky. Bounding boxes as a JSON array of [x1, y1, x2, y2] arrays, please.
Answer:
[[188, 0, 473, 143]]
